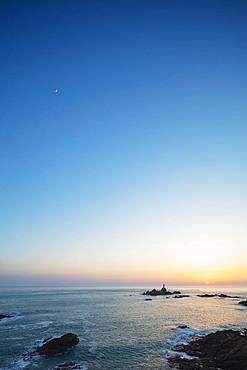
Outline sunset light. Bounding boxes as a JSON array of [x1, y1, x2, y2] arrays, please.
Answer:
[[1, 1, 247, 369]]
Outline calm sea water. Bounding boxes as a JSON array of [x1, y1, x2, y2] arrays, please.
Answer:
[[0, 286, 246, 369]]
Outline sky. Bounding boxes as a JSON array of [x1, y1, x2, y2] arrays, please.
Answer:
[[0, 0, 247, 286]]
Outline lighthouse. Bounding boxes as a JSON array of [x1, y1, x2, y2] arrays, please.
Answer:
[[162, 283, 167, 292]]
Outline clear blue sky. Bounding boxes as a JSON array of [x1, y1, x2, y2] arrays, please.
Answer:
[[1, 0, 247, 285]]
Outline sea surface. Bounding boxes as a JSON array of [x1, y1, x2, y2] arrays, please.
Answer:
[[0, 285, 246, 370]]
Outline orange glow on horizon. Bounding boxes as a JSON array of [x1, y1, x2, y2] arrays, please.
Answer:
[[2, 259, 247, 286]]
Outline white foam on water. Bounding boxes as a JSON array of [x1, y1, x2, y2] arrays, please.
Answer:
[[168, 350, 198, 360], [28, 338, 44, 351], [12, 334, 85, 370], [11, 352, 39, 370], [0, 315, 24, 325], [89, 340, 97, 354], [18, 320, 53, 330], [14, 358, 31, 369], [164, 326, 208, 367], [35, 320, 53, 328], [12, 349, 42, 370], [169, 326, 207, 346], [9, 336, 24, 340]]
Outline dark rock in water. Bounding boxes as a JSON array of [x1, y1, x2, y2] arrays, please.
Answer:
[[239, 300, 247, 307], [197, 293, 218, 298], [144, 298, 152, 301], [143, 284, 181, 296], [0, 313, 14, 320], [218, 293, 240, 298], [56, 362, 81, 369], [197, 293, 240, 299], [36, 333, 79, 356], [168, 329, 247, 370], [177, 325, 189, 329], [173, 295, 190, 299]]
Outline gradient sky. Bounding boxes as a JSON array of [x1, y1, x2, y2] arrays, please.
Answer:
[[1, 0, 247, 285]]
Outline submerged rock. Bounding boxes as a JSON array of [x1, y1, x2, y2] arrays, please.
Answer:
[[0, 313, 14, 321], [218, 293, 240, 298], [36, 333, 79, 356], [239, 300, 247, 307], [197, 293, 218, 298], [168, 329, 247, 369], [56, 362, 82, 369], [143, 284, 181, 296], [144, 298, 152, 301], [197, 293, 240, 298], [177, 325, 189, 329], [173, 295, 190, 299]]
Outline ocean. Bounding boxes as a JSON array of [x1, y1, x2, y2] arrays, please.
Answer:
[[0, 286, 246, 369]]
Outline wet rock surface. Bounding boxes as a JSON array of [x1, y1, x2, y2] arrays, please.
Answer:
[[168, 329, 247, 370], [36, 333, 79, 356]]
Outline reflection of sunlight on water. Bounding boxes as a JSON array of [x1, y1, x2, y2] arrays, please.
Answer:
[[195, 284, 247, 293]]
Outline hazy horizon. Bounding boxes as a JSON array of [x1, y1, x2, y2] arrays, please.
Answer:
[[1, 275, 247, 288]]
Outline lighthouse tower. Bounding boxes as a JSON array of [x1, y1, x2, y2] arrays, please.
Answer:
[[162, 283, 167, 292]]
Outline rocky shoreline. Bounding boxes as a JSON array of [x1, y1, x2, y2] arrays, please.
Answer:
[[168, 329, 247, 369]]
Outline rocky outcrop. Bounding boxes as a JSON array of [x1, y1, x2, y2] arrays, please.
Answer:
[[36, 333, 79, 356], [144, 298, 152, 301], [197, 293, 240, 298], [0, 313, 14, 321], [143, 284, 181, 296], [239, 300, 247, 307], [177, 325, 189, 329], [168, 329, 247, 369]]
